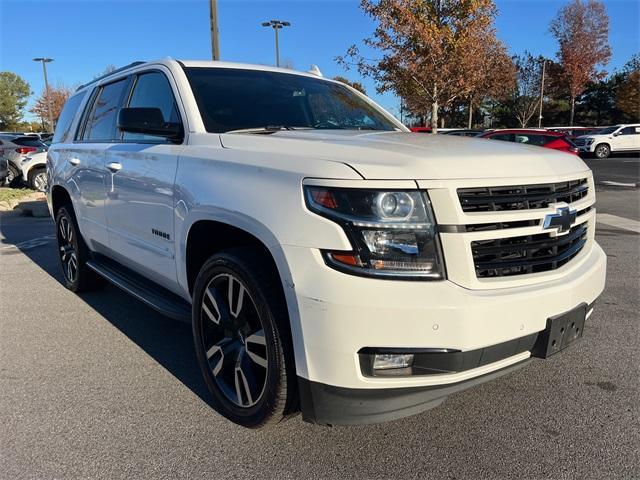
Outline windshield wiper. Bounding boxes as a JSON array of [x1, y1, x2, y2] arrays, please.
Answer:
[[226, 126, 312, 134]]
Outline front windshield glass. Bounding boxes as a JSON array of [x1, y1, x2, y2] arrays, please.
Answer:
[[184, 67, 398, 133], [594, 126, 618, 135]]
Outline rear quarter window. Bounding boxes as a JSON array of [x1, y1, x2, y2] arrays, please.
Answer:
[[52, 92, 86, 144]]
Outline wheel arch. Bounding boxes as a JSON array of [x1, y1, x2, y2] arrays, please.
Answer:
[[50, 184, 73, 216], [185, 219, 282, 295], [182, 216, 308, 379]]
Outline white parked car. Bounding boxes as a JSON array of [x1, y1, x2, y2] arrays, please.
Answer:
[[21, 151, 48, 192], [47, 59, 606, 428], [574, 124, 640, 158]]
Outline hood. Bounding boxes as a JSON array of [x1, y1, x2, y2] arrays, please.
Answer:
[[220, 130, 589, 180]]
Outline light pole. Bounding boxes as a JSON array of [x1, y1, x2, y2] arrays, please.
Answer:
[[33, 57, 54, 132], [538, 58, 547, 129], [261, 20, 291, 67], [209, 0, 220, 60]]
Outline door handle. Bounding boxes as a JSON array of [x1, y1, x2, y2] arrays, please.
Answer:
[[68, 158, 81, 166], [106, 162, 122, 173]]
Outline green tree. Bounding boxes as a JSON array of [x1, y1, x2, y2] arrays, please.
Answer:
[[507, 52, 544, 127], [0, 72, 31, 130]]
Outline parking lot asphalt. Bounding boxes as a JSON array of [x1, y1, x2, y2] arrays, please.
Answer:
[[583, 155, 640, 187], [1, 163, 639, 479]]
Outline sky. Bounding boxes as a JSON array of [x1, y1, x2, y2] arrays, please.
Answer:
[[1, 0, 638, 121]]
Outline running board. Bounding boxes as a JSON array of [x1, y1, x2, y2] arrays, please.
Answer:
[[87, 256, 192, 323]]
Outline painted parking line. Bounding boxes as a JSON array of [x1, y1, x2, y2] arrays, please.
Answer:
[[596, 214, 640, 233], [0, 235, 56, 253], [599, 180, 639, 187]]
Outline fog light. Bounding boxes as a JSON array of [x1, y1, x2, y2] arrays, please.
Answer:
[[373, 353, 414, 370]]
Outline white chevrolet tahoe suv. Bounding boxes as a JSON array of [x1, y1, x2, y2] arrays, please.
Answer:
[[574, 124, 640, 158], [48, 59, 606, 428]]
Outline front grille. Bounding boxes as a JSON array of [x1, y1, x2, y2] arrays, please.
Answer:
[[458, 179, 588, 212], [574, 138, 587, 147], [464, 206, 592, 232], [471, 223, 588, 278]]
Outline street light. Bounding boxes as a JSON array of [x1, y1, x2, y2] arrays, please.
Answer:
[[538, 58, 547, 128], [33, 57, 54, 133], [261, 20, 291, 67]]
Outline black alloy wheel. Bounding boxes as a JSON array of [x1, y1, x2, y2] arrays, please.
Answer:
[[192, 250, 296, 428]]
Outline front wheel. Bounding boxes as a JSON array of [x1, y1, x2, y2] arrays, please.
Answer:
[[5, 164, 20, 186], [192, 249, 297, 428], [594, 143, 610, 159]]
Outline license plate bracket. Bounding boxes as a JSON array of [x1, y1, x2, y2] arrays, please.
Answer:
[[532, 303, 587, 359]]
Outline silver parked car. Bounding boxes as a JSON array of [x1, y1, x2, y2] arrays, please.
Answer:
[[0, 134, 48, 185]]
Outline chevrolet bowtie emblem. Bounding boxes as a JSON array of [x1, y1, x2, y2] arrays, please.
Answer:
[[543, 204, 577, 235]]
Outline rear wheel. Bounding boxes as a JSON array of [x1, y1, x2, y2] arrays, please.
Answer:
[[192, 249, 296, 428], [594, 143, 610, 159], [29, 167, 48, 192], [55, 206, 103, 292]]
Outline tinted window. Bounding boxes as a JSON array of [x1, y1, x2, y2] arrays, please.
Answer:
[[595, 126, 618, 135], [620, 126, 638, 135], [123, 72, 181, 142], [11, 136, 46, 148], [185, 67, 397, 133], [514, 134, 550, 146], [83, 78, 128, 141], [487, 133, 513, 142], [52, 92, 86, 144]]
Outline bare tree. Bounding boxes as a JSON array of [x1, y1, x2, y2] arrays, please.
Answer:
[[510, 53, 544, 127], [550, 0, 611, 125]]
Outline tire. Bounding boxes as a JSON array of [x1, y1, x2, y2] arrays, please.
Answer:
[[6, 164, 20, 186], [55, 206, 104, 292], [192, 249, 297, 428], [29, 167, 48, 192], [594, 143, 610, 159]]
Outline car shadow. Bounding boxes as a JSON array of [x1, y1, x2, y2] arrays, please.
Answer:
[[0, 212, 213, 407]]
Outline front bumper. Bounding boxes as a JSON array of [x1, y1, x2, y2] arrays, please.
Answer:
[[578, 143, 595, 153], [283, 242, 606, 424], [299, 358, 531, 425]]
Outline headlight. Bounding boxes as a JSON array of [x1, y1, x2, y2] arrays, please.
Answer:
[[586, 138, 595, 145], [304, 186, 445, 279]]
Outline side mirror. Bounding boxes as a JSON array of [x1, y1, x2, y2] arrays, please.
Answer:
[[117, 107, 183, 141], [612, 131, 621, 137]]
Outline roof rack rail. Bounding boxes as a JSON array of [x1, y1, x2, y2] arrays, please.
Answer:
[[76, 61, 146, 91]]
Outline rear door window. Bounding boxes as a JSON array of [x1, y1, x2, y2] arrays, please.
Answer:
[[82, 78, 129, 142]]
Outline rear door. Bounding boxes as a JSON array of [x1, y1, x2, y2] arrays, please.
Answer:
[[103, 68, 184, 289], [71, 78, 130, 251]]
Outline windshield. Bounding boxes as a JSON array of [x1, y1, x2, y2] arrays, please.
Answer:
[[184, 67, 398, 133], [594, 126, 618, 135]]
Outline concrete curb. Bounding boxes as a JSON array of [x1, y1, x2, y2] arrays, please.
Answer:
[[0, 192, 47, 216]]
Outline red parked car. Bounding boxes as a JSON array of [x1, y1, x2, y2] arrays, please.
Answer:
[[409, 126, 432, 133], [479, 129, 578, 155]]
